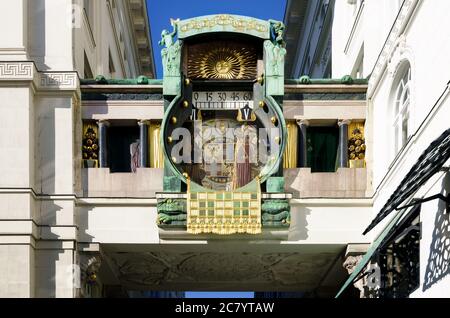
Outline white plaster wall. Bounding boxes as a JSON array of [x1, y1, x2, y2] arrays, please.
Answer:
[[78, 205, 159, 244], [289, 202, 372, 244], [82, 100, 164, 120], [0, 0, 149, 298], [363, 0, 403, 77], [366, 0, 450, 297], [332, 0, 403, 78], [283, 101, 366, 120], [370, 0, 450, 198], [0, 87, 34, 188], [28, 0, 74, 71], [0, 193, 34, 220], [76, 202, 371, 246], [332, 0, 450, 297], [34, 96, 75, 194], [82, 168, 164, 197], [35, 249, 76, 298], [0, 245, 34, 298], [332, 0, 365, 78], [0, 0, 28, 59]]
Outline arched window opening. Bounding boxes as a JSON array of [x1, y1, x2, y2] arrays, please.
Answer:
[[393, 65, 411, 154]]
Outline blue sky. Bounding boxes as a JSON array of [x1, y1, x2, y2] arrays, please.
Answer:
[[147, 0, 287, 78]]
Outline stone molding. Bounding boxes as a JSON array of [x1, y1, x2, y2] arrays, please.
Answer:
[[343, 248, 380, 298], [367, 0, 420, 97], [343, 254, 367, 298], [79, 252, 102, 298], [0, 61, 79, 91], [0, 62, 33, 80], [39, 72, 78, 90]]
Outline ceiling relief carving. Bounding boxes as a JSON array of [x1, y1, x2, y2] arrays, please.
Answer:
[[110, 251, 336, 289]]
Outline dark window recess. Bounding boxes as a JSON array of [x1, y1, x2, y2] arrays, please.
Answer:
[[307, 127, 339, 172], [375, 206, 421, 298], [108, 126, 140, 173]]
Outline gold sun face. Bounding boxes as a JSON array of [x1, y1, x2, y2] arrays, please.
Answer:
[[215, 60, 232, 75], [187, 42, 257, 80]]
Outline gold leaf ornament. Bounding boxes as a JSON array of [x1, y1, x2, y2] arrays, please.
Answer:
[[189, 46, 256, 80]]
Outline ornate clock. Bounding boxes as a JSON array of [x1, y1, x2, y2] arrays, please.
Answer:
[[158, 15, 288, 234], [162, 36, 286, 191]]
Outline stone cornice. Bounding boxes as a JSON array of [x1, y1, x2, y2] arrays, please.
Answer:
[[127, 0, 155, 78], [0, 61, 80, 93], [367, 0, 420, 98]]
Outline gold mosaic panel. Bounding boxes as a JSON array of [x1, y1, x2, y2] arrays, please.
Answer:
[[187, 188, 261, 235]]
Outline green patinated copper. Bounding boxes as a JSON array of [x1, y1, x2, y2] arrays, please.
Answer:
[[159, 20, 182, 96], [161, 95, 184, 190], [157, 15, 291, 229], [266, 177, 285, 193], [286, 76, 368, 85], [261, 199, 290, 227], [80, 76, 163, 85], [264, 20, 286, 96], [79, 77, 368, 86], [163, 174, 182, 192], [157, 198, 187, 225], [258, 95, 287, 182]]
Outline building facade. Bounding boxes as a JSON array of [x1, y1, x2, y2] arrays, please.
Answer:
[[1, 0, 448, 299], [0, 0, 154, 297], [284, 0, 334, 78], [286, 0, 450, 297]]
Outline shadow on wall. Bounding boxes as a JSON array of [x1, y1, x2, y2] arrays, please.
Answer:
[[288, 206, 310, 241], [423, 173, 450, 291]]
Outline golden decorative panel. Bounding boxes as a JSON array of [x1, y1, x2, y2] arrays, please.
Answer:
[[179, 15, 268, 35], [187, 179, 261, 235], [348, 122, 366, 168], [149, 121, 164, 168], [283, 121, 298, 169], [187, 42, 257, 80], [82, 122, 99, 167]]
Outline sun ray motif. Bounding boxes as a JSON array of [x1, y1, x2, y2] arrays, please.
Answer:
[[188, 43, 257, 80]]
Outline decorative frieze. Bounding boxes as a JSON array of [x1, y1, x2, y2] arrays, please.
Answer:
[[0, 62, 33, 80], [0, 61, 79, 91], [38, 72, 78, 90], [368, 0, 419, 97]]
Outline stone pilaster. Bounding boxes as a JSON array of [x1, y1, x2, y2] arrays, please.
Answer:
[[342, 244, 379, 298], [343, 255, 366, 298], [338, 120, 351, 168], [0, 0, 28, 60], [138, 120, 150, 168], [296, 119, 309, 168], [79, 252, 102, 298], [97, 120, 110, 168]]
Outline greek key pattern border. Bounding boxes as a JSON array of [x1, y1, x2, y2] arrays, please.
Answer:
[[38, 72, 78, 90], [0, 62, 33, 80], [0, 62, 79, 90]]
